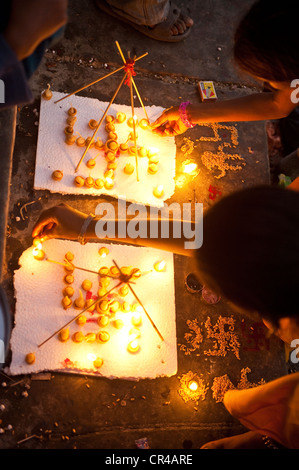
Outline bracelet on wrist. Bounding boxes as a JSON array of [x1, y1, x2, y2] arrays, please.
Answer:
[[179, 101, 196, 128], [78, 214, 95, 245]]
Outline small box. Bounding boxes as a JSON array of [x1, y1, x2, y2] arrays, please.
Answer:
[[198, 81, 217, 102]]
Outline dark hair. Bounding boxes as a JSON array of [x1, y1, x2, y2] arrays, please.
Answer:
[[234, 0, 299, 82], [195, 186, 299, 327]]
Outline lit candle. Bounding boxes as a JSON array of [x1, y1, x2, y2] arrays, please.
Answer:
[[139, 118, 149, 130], [131, 313, 142, 327], [127, 115, 138, 128], [147, 147, 159, 158], [127, 339, 140, 354], [129, 328, 141, 339], [104, 177, 114, 190], [33, 238, 41, 247], [33, 243, 45, 261], [99, 247, 109, 258], [153, 185, 164, 198], [154, 260, 166, 272], [182, 162, 198, 175], [93, 357, 104, 369], [188, 380, 198, 391], [87, 353, 97, 362]]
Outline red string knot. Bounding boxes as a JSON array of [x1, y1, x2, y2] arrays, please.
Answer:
[[124, 58, 136, 87]]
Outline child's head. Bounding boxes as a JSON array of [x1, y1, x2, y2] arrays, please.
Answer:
[[234, 0, 299, 83], [195, 186, 299, 329]]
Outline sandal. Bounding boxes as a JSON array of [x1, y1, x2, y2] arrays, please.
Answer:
[[95, 0, 192, 42]]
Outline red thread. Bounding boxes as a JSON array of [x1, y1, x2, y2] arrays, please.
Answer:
[[87, 317, 98, 323], [124, 59, 136, 87], [208, 185, 222, 201]]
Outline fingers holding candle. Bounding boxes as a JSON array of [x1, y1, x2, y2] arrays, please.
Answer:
[[154, 260, 166, 272], [32, 203, 88, 241], [32, 245, 46, 261], [151, 106, 189, 137]]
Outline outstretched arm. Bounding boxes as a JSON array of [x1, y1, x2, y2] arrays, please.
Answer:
[[32, 203, 199, 257], [151, 88, 297, 137]]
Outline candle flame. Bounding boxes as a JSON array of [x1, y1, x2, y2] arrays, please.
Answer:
[[87, 353, 97, 362], [131, 312, 142, 327], [154, 260, 166, 272], [32, 241, 42, 255], [131, 340, 139, 349], [153, 184, 164, 198], [99, 247, 109, 258], [128, 338, 140, 353], [148, 147, 159, 154], [182, 162, 198, 174], [129, 333, 138, 342], [188, 380, 198, 391]]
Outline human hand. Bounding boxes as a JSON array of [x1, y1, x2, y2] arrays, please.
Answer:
[[32, 203, 87, 241], [151, 106, 189, 137], [200, 432, 267, 449], [4, 0, 68, 61]]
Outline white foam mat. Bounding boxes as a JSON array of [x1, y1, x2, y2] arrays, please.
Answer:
[[10, 240, 177, 380], [34, 92, 176, 207]]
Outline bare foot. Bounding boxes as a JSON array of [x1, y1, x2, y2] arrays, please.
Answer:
[[170, 13, 194, 36]]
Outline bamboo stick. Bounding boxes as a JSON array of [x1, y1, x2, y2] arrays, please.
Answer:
[[38, 280, 124, 348], [131, 78, 149, 121], [115, 41, 126, 62], [47, 256, 149, 280], [54, 65, 124, 104], [129, 76, 139, 182], [112, 260, 164, 341], [115, 41, 149, 121], [46, 258, 123, 280], [74, 73, 127, 173], [54, 51, 148, 104]]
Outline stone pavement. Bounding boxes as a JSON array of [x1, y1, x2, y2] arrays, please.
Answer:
[[0, 0, 288, 449]]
